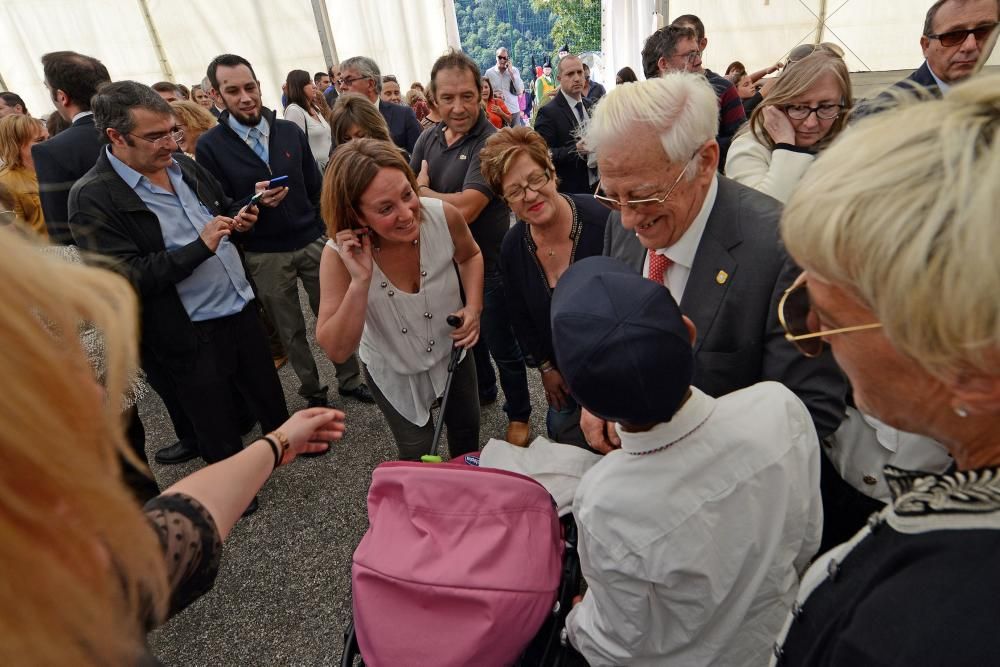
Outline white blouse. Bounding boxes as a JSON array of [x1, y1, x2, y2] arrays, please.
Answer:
[[724, 130, 815, 204], [327, 198, 463, 425], [283, 102, 332, 171]]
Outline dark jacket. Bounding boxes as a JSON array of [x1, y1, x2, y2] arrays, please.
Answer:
[[500, 193, 608, 368], [534, 93, 595, 195], [379, 99, 422, 154], [32, 114, 103, 244], [195, 107, 324, 253], [68, 150, 242, 360], [852, 62, 941, 121]]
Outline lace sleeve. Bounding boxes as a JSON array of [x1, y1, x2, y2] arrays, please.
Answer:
[[145, 493, 223, 619]]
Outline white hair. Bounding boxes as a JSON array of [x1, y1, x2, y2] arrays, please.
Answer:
[[782, 72, 1000, 377], [582, 72, 718, 174]]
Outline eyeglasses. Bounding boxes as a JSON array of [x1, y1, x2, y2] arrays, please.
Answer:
[[127, 127, 184, 148], [778, 273, 882, 357], [927, 22, 998, 47], [496, 55, 509, 61], [594, 150, 698, 211], [783, 104, 844, 120], [337, 75, 371, 88], [503, 170, 551, 202], [671, 50, 701, 64]]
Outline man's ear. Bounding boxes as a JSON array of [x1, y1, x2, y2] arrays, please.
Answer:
[[695, 141, 720, 180], [106, 128, 127, 148], [920, 35, 931, 58], [657, 56, 669, 76], [682, 315, 697, 346], [700, 37, 708, 52]]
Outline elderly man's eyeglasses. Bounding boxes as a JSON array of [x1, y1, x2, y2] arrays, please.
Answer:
[[337, 75, 371, 87], [127, 127, 184, 148], [778, 274, 882, 357], [928, 23, 998, 47], [503, 170, 551, 202], [783, 104, 843, 120], [594, 150, 698, 212]]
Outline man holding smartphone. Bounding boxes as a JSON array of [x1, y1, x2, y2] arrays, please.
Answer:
[[197, 53, 373, 410], [485, 47, 525, 127]]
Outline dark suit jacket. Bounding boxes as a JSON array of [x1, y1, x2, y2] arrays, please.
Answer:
[[603, 176, 847, 438], [32, 114, 103, 244], [852, 62, 941, 121], [535, 93, 594, 195], [324, 86, 339, 108], [379, 99, 422, 154]]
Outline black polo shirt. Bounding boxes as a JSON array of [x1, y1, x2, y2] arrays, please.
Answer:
[[410, 111, 509, 272]]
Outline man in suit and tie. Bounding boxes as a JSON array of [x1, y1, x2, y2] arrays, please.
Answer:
[[534, 54, 595, 195], [337, 55, 421, 154], [32, 51, 111, 244], [854, 0, 998, 118], [580, 74, 847, 451]]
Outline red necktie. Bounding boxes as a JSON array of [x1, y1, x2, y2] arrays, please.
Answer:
[[647, 250, 672, 285]]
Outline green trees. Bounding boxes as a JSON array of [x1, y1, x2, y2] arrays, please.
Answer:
[[455, 0, 556, 77], [531, 0, 601, 54]]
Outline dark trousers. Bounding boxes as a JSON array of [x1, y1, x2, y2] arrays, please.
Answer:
[[473, 268, 531, 422], [121, 406, 160, 504], [147, 303, 289, 463], [364, 354, 480, 461]]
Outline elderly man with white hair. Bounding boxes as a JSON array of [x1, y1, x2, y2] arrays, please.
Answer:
[[581, 72, 847, 453]]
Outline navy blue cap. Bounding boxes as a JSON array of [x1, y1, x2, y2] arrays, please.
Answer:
[[550, 257, 693, 425]]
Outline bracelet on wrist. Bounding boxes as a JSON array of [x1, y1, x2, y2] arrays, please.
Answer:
[[267, 429, 290, 466], [261, 435, 282, 470], [538, 360, 556, 373]]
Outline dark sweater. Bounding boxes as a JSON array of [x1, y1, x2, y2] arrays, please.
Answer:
[[500, 194, 608, 368], [195, 107, 324, 253]]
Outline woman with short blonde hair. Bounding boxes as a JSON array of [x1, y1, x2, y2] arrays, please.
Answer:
[[169, 100, 216, 156], [725, 52, 852, 203]]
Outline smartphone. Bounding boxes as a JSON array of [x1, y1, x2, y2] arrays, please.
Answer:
[[268, 175, 289, 187], [247, 191, 265, 207]]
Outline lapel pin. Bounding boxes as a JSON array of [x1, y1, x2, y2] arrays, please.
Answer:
[[716, 270, 729, 285]]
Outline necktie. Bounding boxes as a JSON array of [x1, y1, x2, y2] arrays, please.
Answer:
[[647, 250, 672, 286], [249, 127, 268, 163], [574, 101, 585, 124]]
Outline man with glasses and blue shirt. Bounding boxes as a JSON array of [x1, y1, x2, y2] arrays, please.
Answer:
[[580, 75, 847, 480], [855, 0, 998, 118], [69, 81, 288, 515], [197, 54, 373, 413]]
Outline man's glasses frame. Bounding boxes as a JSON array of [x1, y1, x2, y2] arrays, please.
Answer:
[[337, 75, 371, 88], [593, 149, 700, 212], [927, 22, 998, 48], [127, 127, 184, 148], [778, 274, 882, 357]]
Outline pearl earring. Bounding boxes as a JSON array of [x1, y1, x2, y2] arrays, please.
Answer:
[[953, 404, 970, 418]]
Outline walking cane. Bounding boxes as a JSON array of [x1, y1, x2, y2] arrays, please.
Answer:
[[421, 315, 464, 463]]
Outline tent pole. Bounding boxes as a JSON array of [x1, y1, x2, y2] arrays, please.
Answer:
[[136, 0, 175, 81], [311, 0, 339, 67], [815, 0, 828, 44]]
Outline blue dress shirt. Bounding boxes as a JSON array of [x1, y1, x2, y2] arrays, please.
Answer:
[[107, 147, 254, 321], [227, 114, 271, 164]]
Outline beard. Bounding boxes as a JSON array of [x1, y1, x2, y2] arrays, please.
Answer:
[[228, 106, 262, 126]]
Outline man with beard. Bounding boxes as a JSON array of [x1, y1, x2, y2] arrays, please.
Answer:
[[197, 54, 373, 411]]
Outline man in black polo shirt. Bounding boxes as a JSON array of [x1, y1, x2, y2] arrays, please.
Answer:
[[410, 50, 531, 446]]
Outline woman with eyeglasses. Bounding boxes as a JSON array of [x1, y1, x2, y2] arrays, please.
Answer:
[[725, 52, 852, 204], [479, 127, 606, 448], [770, 72, 1000, 667], [317, 139, 483, 461]]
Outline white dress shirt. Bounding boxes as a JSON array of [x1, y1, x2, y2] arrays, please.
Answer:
[[642, 174, 718, 301], [566, 383, 823, 666]]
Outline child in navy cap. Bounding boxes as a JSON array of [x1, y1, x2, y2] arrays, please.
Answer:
[[552, 257, 823, 666]]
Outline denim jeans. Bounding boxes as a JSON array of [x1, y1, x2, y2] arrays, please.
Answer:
[[546, 393, 587, 448], [473, 268, 531, 422]]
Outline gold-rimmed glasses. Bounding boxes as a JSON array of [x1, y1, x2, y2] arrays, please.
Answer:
[[593, 149, 699, 212], [778, 273, 882, 357]]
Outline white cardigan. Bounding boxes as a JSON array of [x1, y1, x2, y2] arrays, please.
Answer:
[[724, 130, 815, 204]]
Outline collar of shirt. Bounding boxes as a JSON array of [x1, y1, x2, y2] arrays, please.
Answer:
[[434, 109, 491, 149], [925, 60, 952, 94], [561, 88, 585, 115], [657, 173, 718, 269], [72, 110, 94, 124], [106, 145, 180, 191], [615, 387, 715, 455], [227, 113, 270, 143]]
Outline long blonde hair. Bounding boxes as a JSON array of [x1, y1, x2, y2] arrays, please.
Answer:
[[0, 228, 168, 664], [0, 114, 40, 169]]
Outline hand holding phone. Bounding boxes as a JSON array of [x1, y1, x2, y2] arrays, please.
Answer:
[[252, 176, 290, 208]]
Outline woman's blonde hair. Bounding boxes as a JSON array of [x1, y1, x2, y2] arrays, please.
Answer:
[[0, 114, 40, 169], [747, 51, 852, 151], [479, 126, 557, 194], [169, 100, 216, 151], [328, 92, 392, 147], [0, 228, 168, 664], [782, 72, 1000, 377], [321, 138, 417, 236]]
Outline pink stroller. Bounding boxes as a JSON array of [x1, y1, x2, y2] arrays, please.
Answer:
[[341, 457, 581, 666]]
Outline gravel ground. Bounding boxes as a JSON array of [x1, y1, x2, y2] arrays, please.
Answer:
[[145, 288, 550, 665]]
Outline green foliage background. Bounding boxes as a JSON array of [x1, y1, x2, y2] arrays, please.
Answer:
[[454, 0, 600, 79]]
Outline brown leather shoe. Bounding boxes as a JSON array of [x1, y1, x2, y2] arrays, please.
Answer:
[[505, 420, 531, 447], [273, 354, 288, 370]]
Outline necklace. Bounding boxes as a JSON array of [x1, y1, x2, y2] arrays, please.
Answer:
[[375, 237, 439, 354], [525, 195, 581, 292]]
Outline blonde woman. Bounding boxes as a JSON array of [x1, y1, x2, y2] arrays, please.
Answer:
[[169, 100, 217, 157], [725, 52, 852, 203], [0, 226, 345, 665], [0, 114, 47, 238]]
